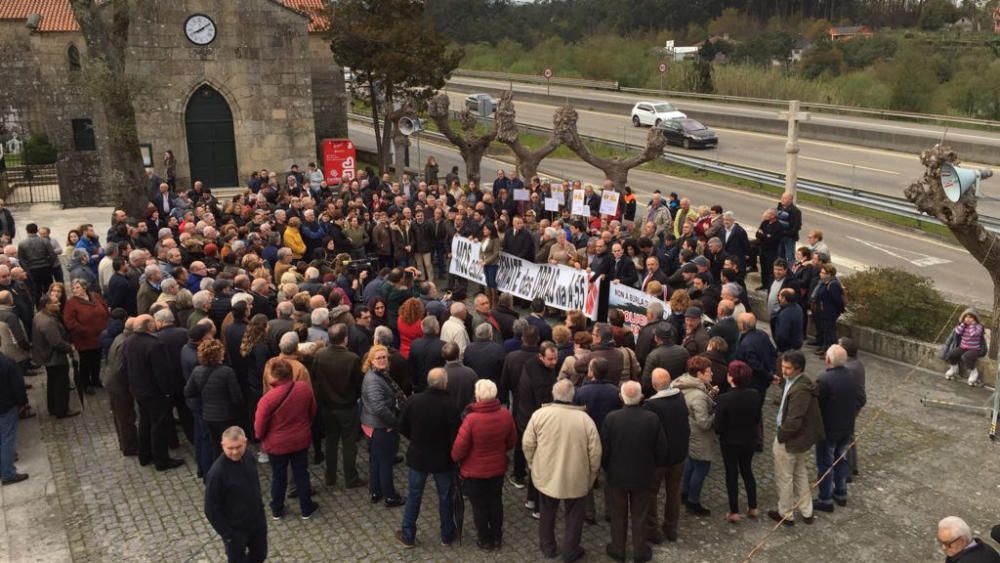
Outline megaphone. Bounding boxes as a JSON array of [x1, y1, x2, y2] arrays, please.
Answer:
[[398, 116, 423, 136], [940, 163, 993, 202]]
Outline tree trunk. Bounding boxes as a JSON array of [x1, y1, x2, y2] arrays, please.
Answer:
[[427, 93, 494, 183], [553, 106, 666, 192], [68, 0, 147, 218], [392, 129, 408, 176], [494, 90, 561, 182], [368, 79, 385, 172], [904, 144, 1000, 357]]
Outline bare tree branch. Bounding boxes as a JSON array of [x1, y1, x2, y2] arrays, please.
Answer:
[[427, 93, 495, 182], [904, 143, 1000, 354], [495, 91, 561, 181]]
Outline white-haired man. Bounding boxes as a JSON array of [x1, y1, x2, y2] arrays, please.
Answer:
[[936, 516, 999, 562], [523, 378, 602, 561], [601, 380, 668, 562], [813, 345, 863, 514], [440, 302, 470, 356]]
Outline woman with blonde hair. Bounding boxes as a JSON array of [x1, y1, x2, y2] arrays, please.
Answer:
[[669, 289, 691, 342], [361, 344, 406, 507]]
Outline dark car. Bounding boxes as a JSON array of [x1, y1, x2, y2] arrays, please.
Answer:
[[464, 93, 497, 113], [657, 118, 718, 149]]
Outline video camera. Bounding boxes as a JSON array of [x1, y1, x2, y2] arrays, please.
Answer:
[[343, 257, 378, 278]]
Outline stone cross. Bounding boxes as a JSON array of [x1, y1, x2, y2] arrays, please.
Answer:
[[778, 100, 810, 199]]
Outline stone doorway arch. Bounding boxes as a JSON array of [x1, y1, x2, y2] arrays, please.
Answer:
[[185, 84, 238, 188]]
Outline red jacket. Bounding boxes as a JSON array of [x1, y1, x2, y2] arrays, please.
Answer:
[[63, 293, 109, 351], [254, 379, 316, 456], [398, 317, 423, 358], [450, 399, 517, 479]]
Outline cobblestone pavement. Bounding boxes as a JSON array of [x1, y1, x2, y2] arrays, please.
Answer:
[[4, 347, 995, 563]]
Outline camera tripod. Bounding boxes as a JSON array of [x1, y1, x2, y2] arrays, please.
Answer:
[[921, 380, 1000, 441]]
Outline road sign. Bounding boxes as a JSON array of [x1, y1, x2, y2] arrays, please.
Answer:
[[543, 67, 553, 79], [658, 63, 667, 73]]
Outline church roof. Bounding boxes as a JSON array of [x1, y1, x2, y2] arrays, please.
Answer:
[[0, 0, 329, 33], [0, 0, 78, 32]]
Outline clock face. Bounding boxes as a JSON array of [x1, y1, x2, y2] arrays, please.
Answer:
[[184, 14, 217, 46]]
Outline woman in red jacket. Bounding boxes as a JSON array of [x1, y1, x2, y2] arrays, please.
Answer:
[[63, 279, 109, 394], [254, 359, 318, 520], [396, 297, 424, 358], [450, 379, 517, 551]]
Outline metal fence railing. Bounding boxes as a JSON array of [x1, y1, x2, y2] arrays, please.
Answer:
[[0, 163, 61, 205], [348, 112, 996, 233], [452, 69, 1000, 129]]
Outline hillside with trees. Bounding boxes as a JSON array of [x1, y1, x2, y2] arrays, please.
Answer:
[[430, 0, 1000, 118]]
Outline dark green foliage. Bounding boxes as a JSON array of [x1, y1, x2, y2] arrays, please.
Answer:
[[24, 134, 58, 165], [842, 267, 954, 342]]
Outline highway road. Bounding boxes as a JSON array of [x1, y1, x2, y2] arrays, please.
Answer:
[[448, 76, 1000, 150], [349, 122, 991, 309], [442, 89, 1000, 219]]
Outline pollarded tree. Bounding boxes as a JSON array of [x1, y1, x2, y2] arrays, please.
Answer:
[[494, 91, 562, 181], [904, 144, 1000, 355], [327, 0, 462, 173], [68, 0, 148, 218], [553, 106, 667, 191], [426, 93, 495, 183]]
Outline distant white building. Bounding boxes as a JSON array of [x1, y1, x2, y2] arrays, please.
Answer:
[[5, 133, 22, 155], [664, 40, 700, 62]]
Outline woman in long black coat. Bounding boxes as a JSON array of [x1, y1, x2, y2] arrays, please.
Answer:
[[713, 360, 761, 524]]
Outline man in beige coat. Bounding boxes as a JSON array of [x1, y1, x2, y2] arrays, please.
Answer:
[[523, 379, 602, 562]]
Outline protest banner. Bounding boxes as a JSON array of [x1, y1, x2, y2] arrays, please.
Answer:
[[599, 190, 620, 216], [449, 236, 486, 284], [513, 188, 531, 202], [608, 281, 669, 336], [544, 197, 561, 212], [551, 183, 565, 195], [571, 189, 589, 217], [449, 236, 596, 318]]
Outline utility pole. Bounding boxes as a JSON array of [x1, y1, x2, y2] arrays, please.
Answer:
[[779, 100, 810, 198]]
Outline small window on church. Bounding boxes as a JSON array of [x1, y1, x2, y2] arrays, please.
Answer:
[[68, 45, 81, 71], [72, 119, 96, 151]]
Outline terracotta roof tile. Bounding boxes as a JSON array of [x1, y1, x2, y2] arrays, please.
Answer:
[[0, 0, 327, 33], [0, 0, 78, 32]]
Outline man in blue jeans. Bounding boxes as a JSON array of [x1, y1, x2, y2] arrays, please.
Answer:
[[395, 368, 458, 548], [0, 352, 28, 485], [813, 345, 862, 512]]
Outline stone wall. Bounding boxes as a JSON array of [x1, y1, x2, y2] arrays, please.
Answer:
[[128, 0, 318, 189], [309, 35, 349, 154]]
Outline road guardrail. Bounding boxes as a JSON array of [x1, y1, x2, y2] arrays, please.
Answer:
[[452, 69, 1000, 129], [348, 111, 999, 233]]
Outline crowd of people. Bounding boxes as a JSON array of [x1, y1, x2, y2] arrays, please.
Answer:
[[0, 159, 994, 563]]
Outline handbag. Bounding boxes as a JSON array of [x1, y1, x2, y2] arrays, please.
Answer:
[[258, 382, 295, 442]]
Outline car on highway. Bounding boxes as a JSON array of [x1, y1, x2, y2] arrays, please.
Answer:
[[656, 118, 718, 149], [464, 93, 497, 113], [631, 101, 686, 127]]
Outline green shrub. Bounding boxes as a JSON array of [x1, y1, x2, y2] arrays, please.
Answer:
[[24, 133, 58, 165], [842, 267, 955, 342]]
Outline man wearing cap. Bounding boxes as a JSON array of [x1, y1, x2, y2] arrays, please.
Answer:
[[681, 308, 709, 356]]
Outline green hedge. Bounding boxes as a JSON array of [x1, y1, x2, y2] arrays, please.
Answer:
[[842, 267, 961, 342], [24, 133, 58, 165]]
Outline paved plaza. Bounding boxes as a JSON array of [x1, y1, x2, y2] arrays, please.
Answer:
[[1, 346, 997, 562], [0, 204, 998, 562]]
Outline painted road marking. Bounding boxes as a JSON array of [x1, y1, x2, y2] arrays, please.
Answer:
[[800, 156, 899, 175], [847, 236, 952, 267]]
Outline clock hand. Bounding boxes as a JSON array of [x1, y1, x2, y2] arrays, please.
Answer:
[[194, 23, 211, 34]]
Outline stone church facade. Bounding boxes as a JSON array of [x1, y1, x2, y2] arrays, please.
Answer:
[[0, 0, 347, 207]]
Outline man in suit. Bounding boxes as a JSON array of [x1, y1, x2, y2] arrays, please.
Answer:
[[610, 243, 638, 287], [643, 368, 689, 544], [635, 301, 667, 368], [407, 316, 445, 394], [525, 298, 553, 343], [812, 345, 862, 513], [463, 324, 506, 386], [721, 211, 750, 271], [839, 337, 866, 477], [151, 182, 176, 216], [125, 314, 184, 471], [766, 259, 800, 317], [640, 256, 669, 292], [503, 216, 535, 262], [768, 350, 824, 527], [602, 381, 668, 563], [709, 300, 741, 362], [153, 308, 192, 446]]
